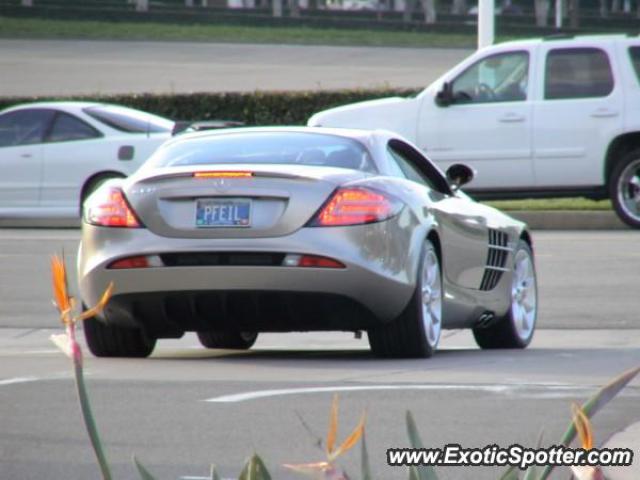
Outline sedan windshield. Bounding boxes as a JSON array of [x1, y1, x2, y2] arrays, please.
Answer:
[[147, 132, 377, 172], [83, 105, 173, 133]]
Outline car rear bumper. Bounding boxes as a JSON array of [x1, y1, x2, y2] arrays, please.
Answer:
[[78, 213, 422, 335], [104, 290, 381, 338]]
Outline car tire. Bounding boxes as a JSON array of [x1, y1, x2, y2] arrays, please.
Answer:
[[367, 239, 442, 358], [473, 240, 537, 349], [609, 150, 640, 228], [83, 315, 156, 358], [197, 331, 258, 350]]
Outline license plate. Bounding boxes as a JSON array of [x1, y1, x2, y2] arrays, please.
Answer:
[[195, 199, 251, 228]]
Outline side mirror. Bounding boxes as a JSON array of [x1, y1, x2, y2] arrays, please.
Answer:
[[446, 163, 475, 191], [435, 82, 453, 107]]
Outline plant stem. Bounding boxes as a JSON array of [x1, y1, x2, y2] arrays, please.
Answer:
[[74, 356, 113, 480]]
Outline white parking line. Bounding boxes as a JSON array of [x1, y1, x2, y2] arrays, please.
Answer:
[[0, 376, 39, 386], [204, 383, 626, 403], [206, 384, 512, 403]]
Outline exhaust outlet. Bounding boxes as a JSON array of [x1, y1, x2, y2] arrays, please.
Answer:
[[475, 311, 496, 329]]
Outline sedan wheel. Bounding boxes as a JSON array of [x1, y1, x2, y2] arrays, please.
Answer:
[[610, 153, 640, 228], [473, 240, 537, 349], [197, 330, 258, 350], [368, 238, 442, 358]]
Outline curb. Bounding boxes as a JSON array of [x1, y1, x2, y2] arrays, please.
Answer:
[[0, 210, 631, 230], [507, 210, 629, 230]]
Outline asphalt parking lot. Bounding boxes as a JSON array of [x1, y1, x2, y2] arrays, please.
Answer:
[[0, 229, 639, 480]]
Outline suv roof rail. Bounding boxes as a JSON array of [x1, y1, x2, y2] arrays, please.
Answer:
[[543, 33, 575, 41]]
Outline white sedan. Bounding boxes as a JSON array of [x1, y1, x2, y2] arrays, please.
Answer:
[[0, 102, 173, 220]]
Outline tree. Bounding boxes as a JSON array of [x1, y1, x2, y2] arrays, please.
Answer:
[[600, 0, 608, 16], [273, 0, 283, 16], [289, 0, 300, 17], [421, 0, 436, 23], [136, 0, 149, 11], [534, 0, 549, 26], [451, 0, 466, 14], [568, 0, 579, 27], [403, 0, 415, 22]]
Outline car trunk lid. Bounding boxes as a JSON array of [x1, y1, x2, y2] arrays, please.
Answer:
[[124, 164, 370, 238]]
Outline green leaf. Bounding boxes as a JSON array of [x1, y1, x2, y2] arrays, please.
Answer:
[[405, 411, 438, 480], [522, 466, 537, 480], [498, 467, 519, 480], [519, 429, 543, 480], [210, 464, 222, 480], [361, 429, 373, 480], [538, 366, 640, 480], [133, 456, 157, 480], [239, 454, 272, 480]]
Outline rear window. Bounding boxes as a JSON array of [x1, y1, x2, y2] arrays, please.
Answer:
[[544, 48, 614, 100], [148, 132, 377, 173], [83, 105, 173, 133]]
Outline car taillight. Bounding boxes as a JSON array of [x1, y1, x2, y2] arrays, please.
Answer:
[[85, 186, 142, 228], [310, 187, 403, 227], [108, 255, 162, 269]]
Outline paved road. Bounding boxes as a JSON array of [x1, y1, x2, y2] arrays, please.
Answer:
[[1, 230, 638, 330], [0, 230, 639, 480], [0, 39, 471, 97], [1, 329, 639, 480]]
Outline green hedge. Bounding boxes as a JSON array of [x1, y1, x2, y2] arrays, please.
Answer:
[[0, 88, 421, 125]]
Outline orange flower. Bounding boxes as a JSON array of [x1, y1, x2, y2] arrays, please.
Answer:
[[284, 395, 365, 479], [570, 404, 605, 480], [51, 253, 113, 326], [51, 254, 72, 321], [572, 403, 594, 450]]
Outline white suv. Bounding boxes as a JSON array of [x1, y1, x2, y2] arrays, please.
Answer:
[[309, 34, 640, 228]]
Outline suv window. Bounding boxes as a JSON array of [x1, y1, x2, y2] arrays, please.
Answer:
[[545, 48, 614, 100], [0, 109, 55, 147], [451, 51, 529, 104], [628, 46, 640, 83], [47, 112, 101, 143], [386, 140, 451, 194]]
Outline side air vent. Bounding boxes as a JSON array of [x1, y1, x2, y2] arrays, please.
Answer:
[[479, 230, 511, 291]]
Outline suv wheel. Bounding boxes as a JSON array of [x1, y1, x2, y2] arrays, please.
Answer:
[[610, 150, 640, 228]]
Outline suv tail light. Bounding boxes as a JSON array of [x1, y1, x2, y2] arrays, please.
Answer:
[[310, 187, 403, 227], [84, 186, 142, 228]]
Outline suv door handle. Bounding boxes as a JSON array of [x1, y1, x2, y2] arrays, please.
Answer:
[[498, 113, 525, 123], [590, 108, 619, 118]]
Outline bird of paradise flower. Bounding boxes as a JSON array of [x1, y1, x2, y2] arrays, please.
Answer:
[[50, 253, 114, 480], [284, 395, 366, 480]]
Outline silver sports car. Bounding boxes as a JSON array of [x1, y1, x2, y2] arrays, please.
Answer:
[[78, 127, 538, 358]]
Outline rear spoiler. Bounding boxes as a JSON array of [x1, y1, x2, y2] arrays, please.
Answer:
[[172, 120, 244, 136]]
